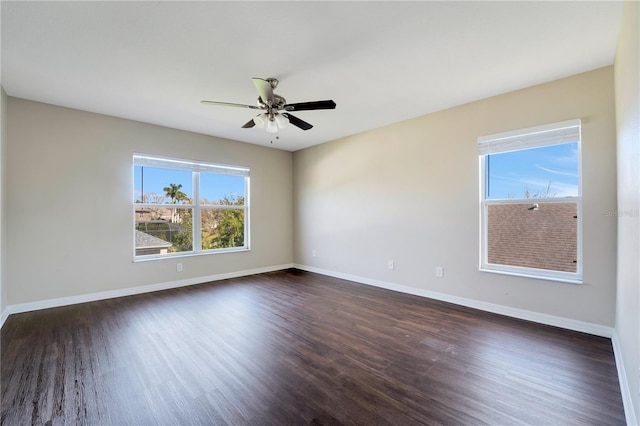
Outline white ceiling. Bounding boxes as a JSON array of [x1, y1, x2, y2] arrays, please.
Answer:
[[1, 1, 624, 152]]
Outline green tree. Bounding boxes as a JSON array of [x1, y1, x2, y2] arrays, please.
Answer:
[[170, 208, 193, 252], [163, 183, 188, 223], [218, 195, 245, 248], [201, 195, 245, 249]]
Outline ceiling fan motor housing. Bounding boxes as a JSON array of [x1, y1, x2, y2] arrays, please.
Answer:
[[257, 94, 287, 110]]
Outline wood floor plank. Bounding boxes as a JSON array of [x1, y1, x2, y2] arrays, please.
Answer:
[[1, 269, 626, 425]]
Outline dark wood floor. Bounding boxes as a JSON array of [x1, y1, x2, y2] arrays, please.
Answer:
[[1, 269, 625, 425]]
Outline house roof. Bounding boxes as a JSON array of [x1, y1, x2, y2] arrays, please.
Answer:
[[135, 230, 172, 250], [487, 202, 577, 273], [0, 2, 623, 151]]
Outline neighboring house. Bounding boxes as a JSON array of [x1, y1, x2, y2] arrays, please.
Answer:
[[488, 202, 577, 273], [135, 207, 174, 222], [135, 220, 185, 241], [134, 230, 172, 256]]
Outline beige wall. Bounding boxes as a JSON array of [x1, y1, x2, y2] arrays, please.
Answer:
[[5, 98, 293, 305], [294, 67, 617, 327], [614, 1, 640, 423]]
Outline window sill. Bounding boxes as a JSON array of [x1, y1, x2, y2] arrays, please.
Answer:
[[133, 246, 250, 263], [480, 266, 582, 285]]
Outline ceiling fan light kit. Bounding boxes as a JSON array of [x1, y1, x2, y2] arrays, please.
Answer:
[[201, 77, 336, 134], [253, 111, 289, 133], [274, 113, 289, 128]]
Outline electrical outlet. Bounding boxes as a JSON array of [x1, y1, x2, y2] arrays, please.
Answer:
[[176, 263, 183, 272], [312, 249, 316, 257], [435, 266, 444, 277], [388, 260, 395, 270]]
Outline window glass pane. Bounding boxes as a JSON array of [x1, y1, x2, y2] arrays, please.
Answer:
[[201, 208, 245, 250], [486, 143, 579, 200], [133, 155, 249, 259], [134, 208, 193, 255], [200, 173, 245, 205], [134, 166, 193, 204], [487, 202, 577, 273]]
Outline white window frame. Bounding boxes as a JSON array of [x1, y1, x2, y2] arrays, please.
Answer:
[[133, 154, 250, 261], [478, 119, 583, 284]]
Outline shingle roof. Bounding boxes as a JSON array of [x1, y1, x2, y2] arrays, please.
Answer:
[[135, 230, 172, 249], [487, 202, 577, 273]]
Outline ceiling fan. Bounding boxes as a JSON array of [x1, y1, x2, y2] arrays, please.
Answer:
[[201, 78, 336, 133]]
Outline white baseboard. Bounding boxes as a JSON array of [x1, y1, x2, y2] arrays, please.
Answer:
[[294, 264, 614, 338], [3, 262, 614, 340], [0, 308, 8, 329], [1, 263, 294, 326], [613, 331, 639, 426]]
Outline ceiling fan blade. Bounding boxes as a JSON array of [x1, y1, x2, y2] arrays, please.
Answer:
[[284, 100, 336, 111], [242, 119, 256, 128], [252, 78, 274, 105], [201, 100, 261, 109], [283, 113, 313, 131]]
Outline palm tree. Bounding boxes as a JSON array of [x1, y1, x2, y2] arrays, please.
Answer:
[[163, 183, 187, 223]]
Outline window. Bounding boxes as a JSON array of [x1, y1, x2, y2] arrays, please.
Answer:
[[478, 119, 582, 283], [133, 155, 249, 260]]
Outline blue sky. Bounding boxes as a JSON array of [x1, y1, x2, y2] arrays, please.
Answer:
[[486, 143, 579, 199], [133, 166, 245, 203], [134, 143, 577, 203]]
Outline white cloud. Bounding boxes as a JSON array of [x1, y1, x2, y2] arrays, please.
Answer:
[[535, 163, 578, 177]]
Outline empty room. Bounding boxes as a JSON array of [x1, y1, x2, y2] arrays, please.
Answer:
[[1, 1, 638, 425]]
